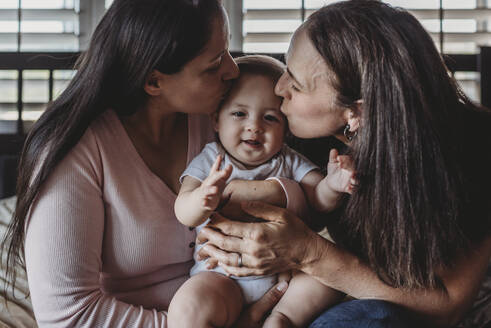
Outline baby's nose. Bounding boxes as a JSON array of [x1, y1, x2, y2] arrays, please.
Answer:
[[246, 120, 263, 133]]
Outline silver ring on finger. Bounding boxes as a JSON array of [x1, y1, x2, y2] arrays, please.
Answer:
[[237, 253, 243, 267]]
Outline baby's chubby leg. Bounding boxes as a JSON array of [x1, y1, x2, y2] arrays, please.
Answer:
[[167, 271, 244, 328], [263, 271, 344, 328]]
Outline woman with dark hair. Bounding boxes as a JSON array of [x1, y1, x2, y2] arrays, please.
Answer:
[[1, 0, 290, 326], [197, 1, 491, 327]]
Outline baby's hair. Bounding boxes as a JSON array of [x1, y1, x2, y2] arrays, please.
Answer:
[[227, 54, 289, 137], [234, 55, 285, 83]]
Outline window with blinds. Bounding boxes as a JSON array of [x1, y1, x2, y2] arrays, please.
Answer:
[[0, 0, 488, 134], [0, 0, 79, 133], [243, 0, 491, 102], [0, 0, 79, 52]]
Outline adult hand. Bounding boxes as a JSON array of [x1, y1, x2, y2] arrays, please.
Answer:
[[234, 281, 288, 328], [196, 201, 321, 276]]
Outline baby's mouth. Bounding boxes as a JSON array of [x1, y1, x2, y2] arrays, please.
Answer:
[[243, 139, 262, 147]]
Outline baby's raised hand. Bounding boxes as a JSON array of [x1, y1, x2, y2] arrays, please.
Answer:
[[326, 148, 356, 194], [199, 155, 233, 211]]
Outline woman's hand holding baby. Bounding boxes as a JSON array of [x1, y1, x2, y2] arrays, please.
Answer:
[[233, 281, 289, 328], [196, 201, 320, 277]]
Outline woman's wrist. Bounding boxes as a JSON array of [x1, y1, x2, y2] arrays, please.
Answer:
[[298, 229, 328, 271]]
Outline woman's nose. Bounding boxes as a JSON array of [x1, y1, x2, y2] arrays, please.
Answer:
[[274, 72, 290, 100], [222, 51, 239, 81]]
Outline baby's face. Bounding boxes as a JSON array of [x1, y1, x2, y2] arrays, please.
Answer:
[[215, 73, 286, 167]]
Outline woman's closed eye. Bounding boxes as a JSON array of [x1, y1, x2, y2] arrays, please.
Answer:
[[290, 83, 300, 92], [206, 63, 221, 72], [206, 57, 223, 73], [286, 73, 300, 92]]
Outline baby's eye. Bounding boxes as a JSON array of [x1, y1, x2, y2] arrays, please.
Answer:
[[265, 115, 280, 122], [232, 111, 245, 117]]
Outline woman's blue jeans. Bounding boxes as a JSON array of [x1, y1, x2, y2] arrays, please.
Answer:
[[309, 299, 415, 328]]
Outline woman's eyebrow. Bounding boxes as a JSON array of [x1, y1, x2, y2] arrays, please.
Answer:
[[286, 67, 304, 89]]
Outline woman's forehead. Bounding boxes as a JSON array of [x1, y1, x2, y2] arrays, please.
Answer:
[[287, 32, 328, 92]]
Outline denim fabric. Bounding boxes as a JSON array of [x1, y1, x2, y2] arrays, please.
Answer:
[[309, 299, 415, 328]]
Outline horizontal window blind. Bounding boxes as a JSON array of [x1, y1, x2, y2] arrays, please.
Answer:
[[0, 1, 79, 132], [0, 0, 79, 52], [243, 0, 488, 102], [0, 0, 487, 134], [244, 0, 491, 54]]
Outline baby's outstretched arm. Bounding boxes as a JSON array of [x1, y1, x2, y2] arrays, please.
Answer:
[[175, 155, 232, 227], [301, 149, 356, 213]]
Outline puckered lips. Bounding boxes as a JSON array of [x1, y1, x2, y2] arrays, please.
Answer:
[[242, 138, 262, 148]]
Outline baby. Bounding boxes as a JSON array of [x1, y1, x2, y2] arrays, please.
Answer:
[[170, 55, 355, 327]]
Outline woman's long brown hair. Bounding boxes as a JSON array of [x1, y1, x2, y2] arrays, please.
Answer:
[[306, 0, 491, 289], [1, 0, 223, 299]]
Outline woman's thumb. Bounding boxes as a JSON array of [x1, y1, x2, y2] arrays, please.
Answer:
[[249, 281, 288, 322], [241, 201, 288, 223]]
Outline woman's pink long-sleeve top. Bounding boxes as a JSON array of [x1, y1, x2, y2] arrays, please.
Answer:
[[24, 110, 215, 327], [24, 109, 307, 327]]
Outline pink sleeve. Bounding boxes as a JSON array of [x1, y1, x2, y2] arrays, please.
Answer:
[[24, 129, 167, 328], [266, 177, 309, 219]]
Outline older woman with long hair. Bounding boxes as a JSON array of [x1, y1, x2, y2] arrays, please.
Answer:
[[197, 1, 491, 327]]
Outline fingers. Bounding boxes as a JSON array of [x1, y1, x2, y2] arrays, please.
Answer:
[[205, 258, 218, 269], [337, 155, 354, 170], [199, 243, 237, 267], [196, 224, 246, 252], [329, 148, 339, 163], [204, 164, 232, 188], [204, 155, 233, 189], [197, 245, 263, 276], [331, 154, 357, 194], [209, 154, 233, 179], [201, 185, 219, 199], [196, 248, 249, 273], [210, 154, 223, 173], [218, 261, 268, 277], [233, 282, 288, 328], [338, 169, 355, 194], [245, 281, 288, 322], [277, 270, 292, 283], [223, 163, 233, 179], [240, 201, 289, 224], [207, 212, 259, 240]]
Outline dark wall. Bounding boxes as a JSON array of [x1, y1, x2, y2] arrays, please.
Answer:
[[0, 135, 24, 198]]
